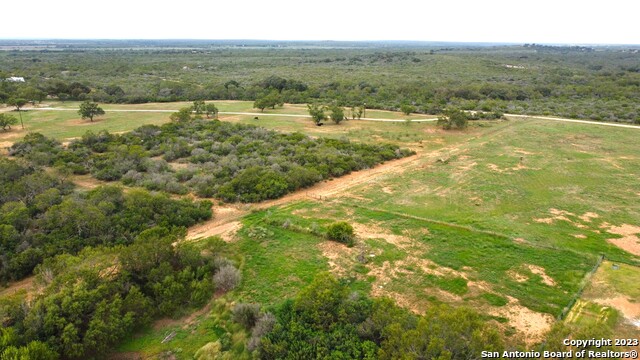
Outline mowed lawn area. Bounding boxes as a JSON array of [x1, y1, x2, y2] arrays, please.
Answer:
[[0, 100, 433, 144]]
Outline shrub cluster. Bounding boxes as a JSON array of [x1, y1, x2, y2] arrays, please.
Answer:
[[258, 273, 505, 359], [10, 120, 414, 202], [326, 221, 355, 246]]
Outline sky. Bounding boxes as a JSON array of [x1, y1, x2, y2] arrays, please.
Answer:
[[2, 0, 639, 44]]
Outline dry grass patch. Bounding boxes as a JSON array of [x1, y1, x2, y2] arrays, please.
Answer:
[[577, 261, 640, 335], [0, 276, 36, 298], [317, 241, 358, 277]]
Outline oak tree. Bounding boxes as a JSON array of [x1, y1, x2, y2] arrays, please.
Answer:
[[329, 105, 345, 124], [78, 101, 105, 122], [307, 103, 327, 125]]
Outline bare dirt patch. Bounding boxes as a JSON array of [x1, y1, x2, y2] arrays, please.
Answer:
[[594, 296, 640, 320], [514, 148, 535, 155], [487, 162, 531, 173], [367, 260, 458, 313], [534, 217, 554, 224], [186, 205, 245, 241], [573, 234, 587, 239], [215, 221, 242, 242], [352, 222, 416, 249], [407, 256, 468, 279], [490, 296, 554, 345], [534, 209, 590, 229], [317, 241, 357, 277], [579, 212, 599, 222], [0, 276, 35, 298], [168, 162, 190, 170], [604, 224, 640, 256], [508, 265, 556, 286], [467, 280, 492, 292], [607, 224, 640, 237], [71, 174, 108, 190], [526, 264, 556, 286], [509, 271, 528, 283], [0, 142, 12, 156], [0, 141, 14, 149], [381, 186, 394, 194], [550, 208, 575, 217], [0, 131, 24, 145]]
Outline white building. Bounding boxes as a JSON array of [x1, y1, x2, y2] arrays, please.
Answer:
[[7, 77, 25, 82]]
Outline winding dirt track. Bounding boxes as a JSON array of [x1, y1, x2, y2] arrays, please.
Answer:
[[185, 153, 421, 240], [23, 107, 439, 123]]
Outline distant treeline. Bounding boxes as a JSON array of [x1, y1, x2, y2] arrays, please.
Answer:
[[0, 46, 638, 122]]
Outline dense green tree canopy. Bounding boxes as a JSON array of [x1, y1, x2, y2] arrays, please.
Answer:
[[0, 157, 212, 282]]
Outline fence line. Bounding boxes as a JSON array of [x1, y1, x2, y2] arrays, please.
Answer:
[[302, 194, 639, 337], [601, 255, 640, 268], [556, 254, 605, 321], [334, 200, 603, 260]]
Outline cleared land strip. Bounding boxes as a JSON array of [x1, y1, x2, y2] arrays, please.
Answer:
[[26, 107, 438, 122], [19, 107, 640, 128]]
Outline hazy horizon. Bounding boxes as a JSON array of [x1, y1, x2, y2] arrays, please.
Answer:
[[2, 0, 639, 45], [1, 39, 638, 46]]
